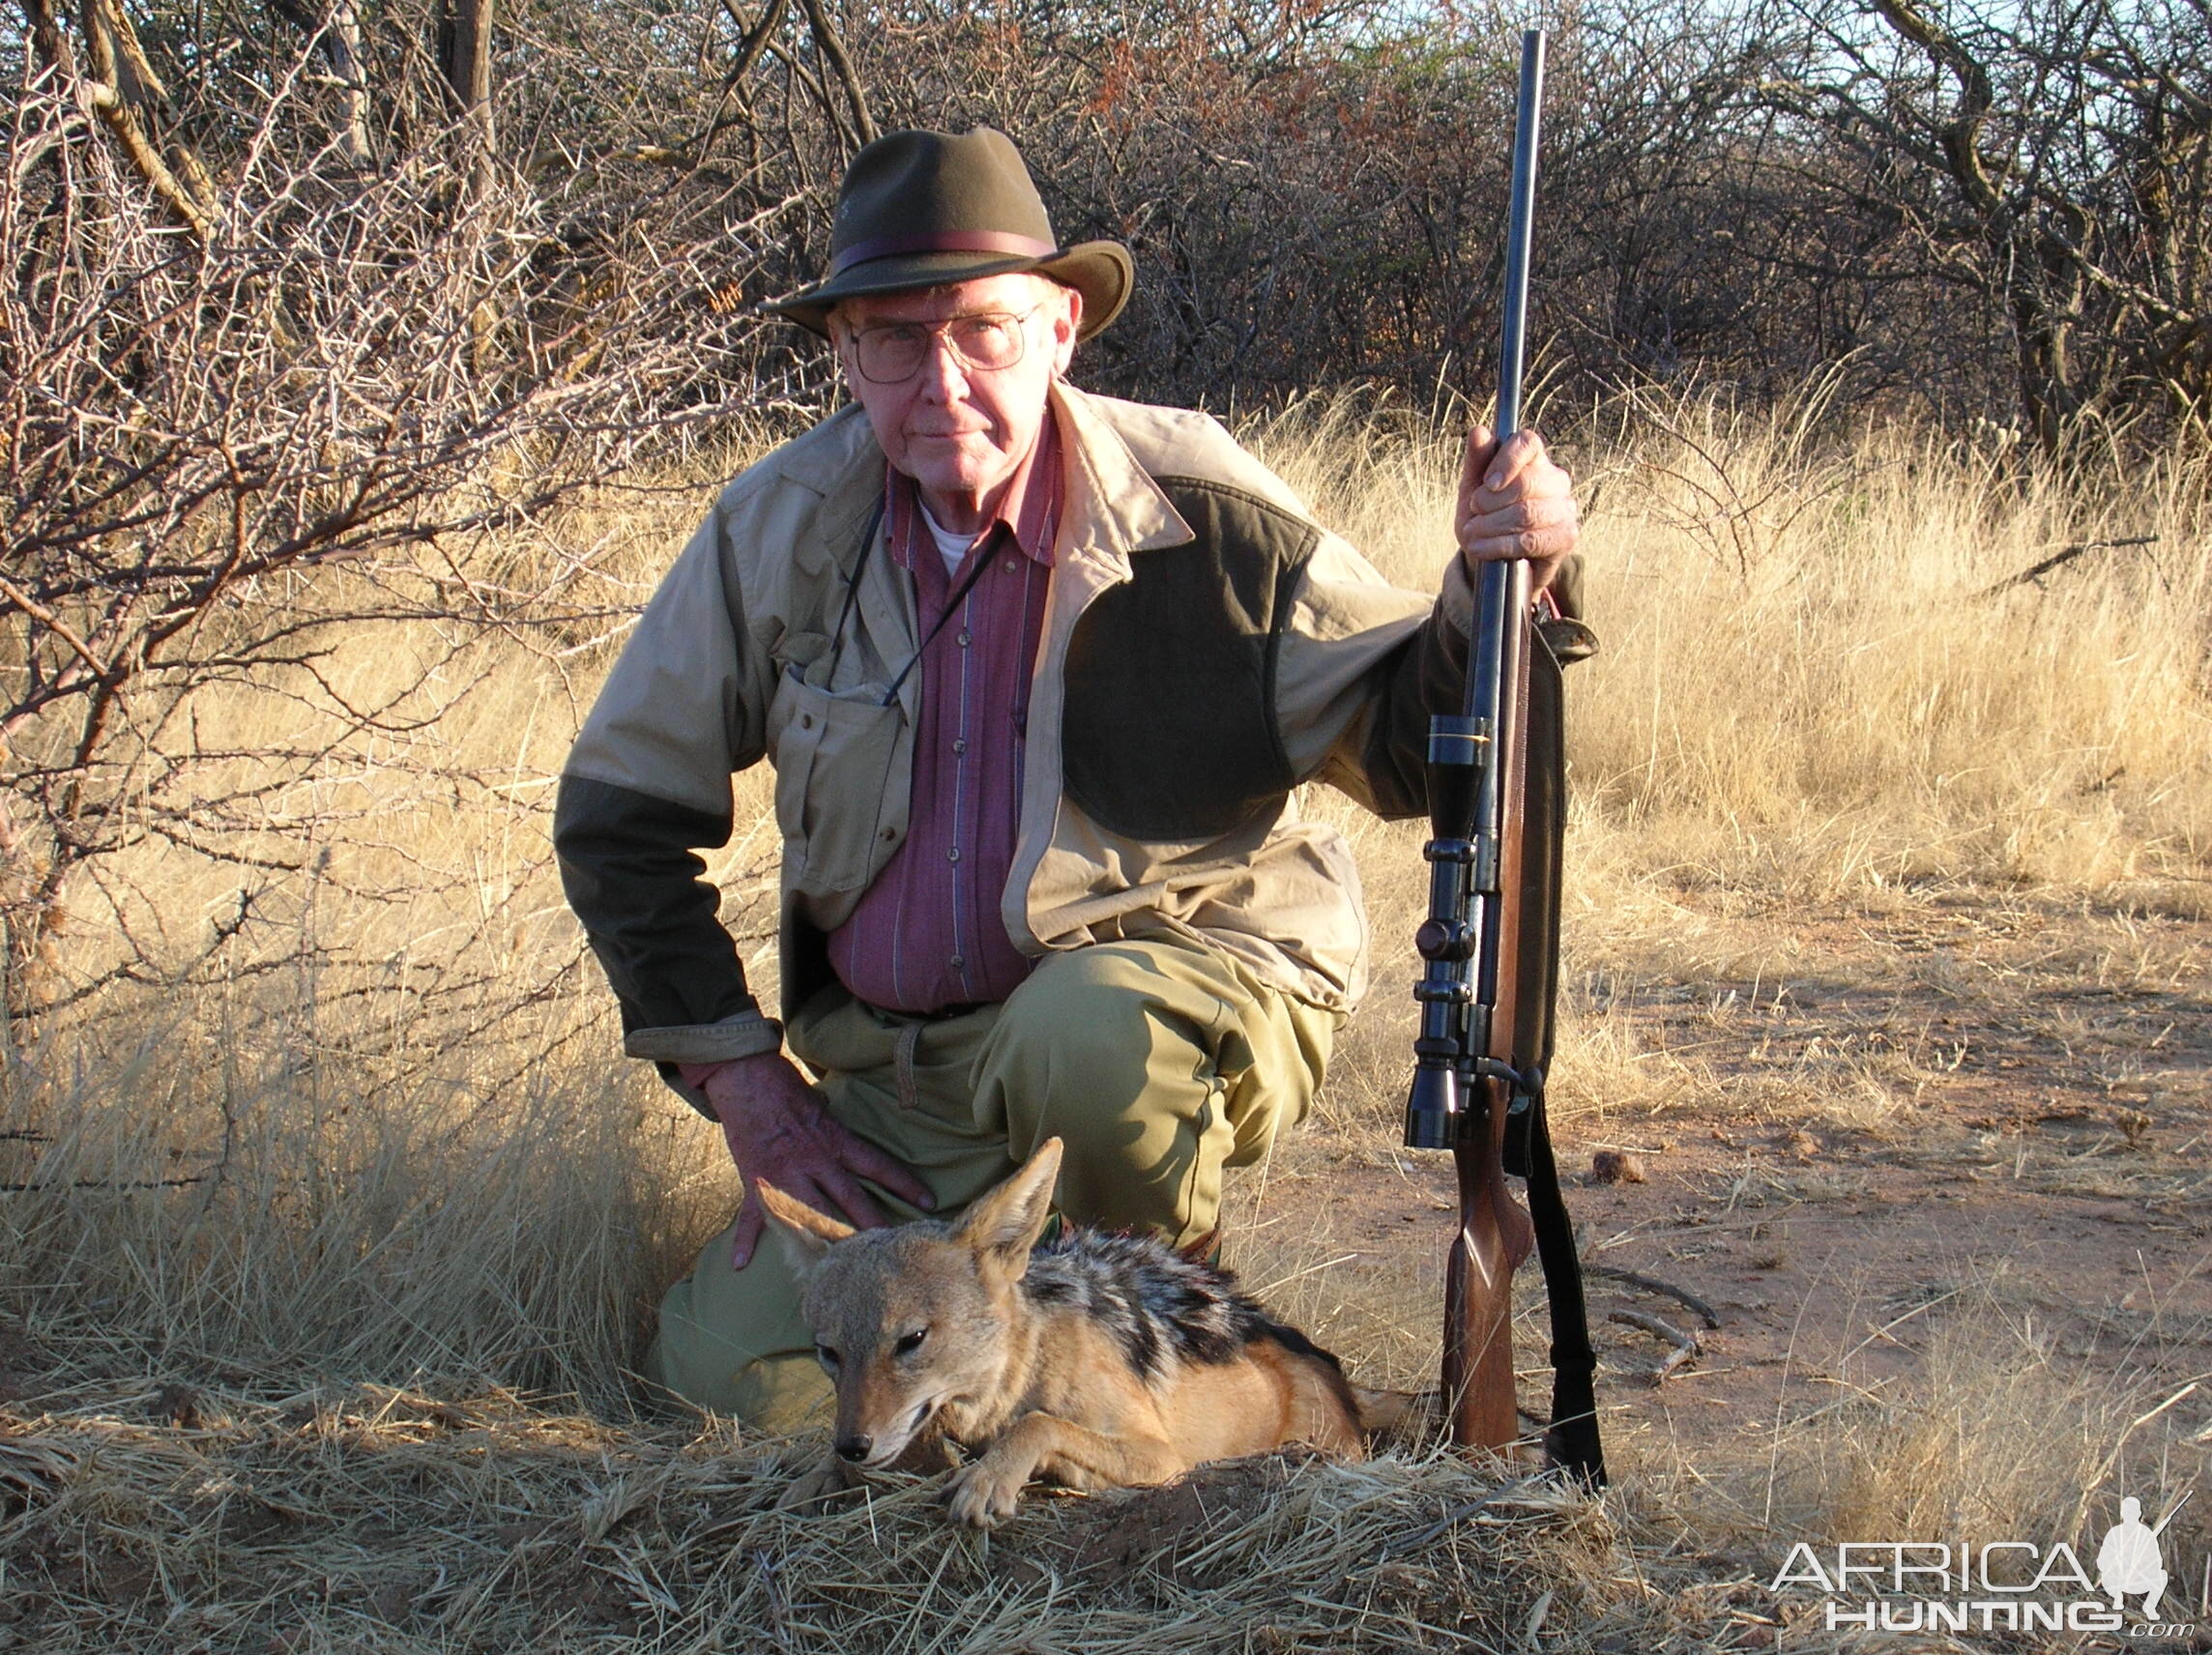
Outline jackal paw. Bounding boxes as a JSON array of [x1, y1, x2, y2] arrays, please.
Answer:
[[943, 1459, 1028, 1528], [777, 1454, 862, 1514]]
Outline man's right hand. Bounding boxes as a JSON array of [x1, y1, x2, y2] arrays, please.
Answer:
[[680, 1052, 935, 1268]]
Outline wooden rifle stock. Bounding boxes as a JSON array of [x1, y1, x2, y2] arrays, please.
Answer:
[[1404, 30, 1606, 1485]]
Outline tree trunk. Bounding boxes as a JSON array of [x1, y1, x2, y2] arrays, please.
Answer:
[[436, 0, 494, 117], [436, 0, 496, 191], [332, 0, 372, 166]]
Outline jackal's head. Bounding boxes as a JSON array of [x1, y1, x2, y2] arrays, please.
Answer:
[[754, 1138, 1062, 1468]]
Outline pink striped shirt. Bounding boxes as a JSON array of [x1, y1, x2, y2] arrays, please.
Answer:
[[825, 415, 1061, 1012]]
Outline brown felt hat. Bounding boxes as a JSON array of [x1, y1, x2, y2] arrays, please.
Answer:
[[770, 127, 1132, 340]]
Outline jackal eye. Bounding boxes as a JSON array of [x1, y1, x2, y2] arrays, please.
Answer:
[[894, 1328, 929, 1357], [815, 1344, 840, 1372]]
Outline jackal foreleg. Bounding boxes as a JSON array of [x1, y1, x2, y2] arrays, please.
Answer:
[[945, 1411, 1181, 1528]]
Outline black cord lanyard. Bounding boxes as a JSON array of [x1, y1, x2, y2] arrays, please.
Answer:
[[824, 488, 1005, 706], [879, 536, 998, 707], [824, 497, 886, 688]]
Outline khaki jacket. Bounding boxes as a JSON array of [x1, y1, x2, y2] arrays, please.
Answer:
[[556, 383, 1478, 1072]]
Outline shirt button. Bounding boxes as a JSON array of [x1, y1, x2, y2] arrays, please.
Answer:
[[951, 738, 968, 754], [949, 954, 965, 970], [946, 847, 960, 862], [880, 826, 898, 841], [1004, 560, 1016, 571], [957, 629, 972, 647]]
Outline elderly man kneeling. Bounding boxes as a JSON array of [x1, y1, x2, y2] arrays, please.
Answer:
[[554, 126, 1585, 1426]]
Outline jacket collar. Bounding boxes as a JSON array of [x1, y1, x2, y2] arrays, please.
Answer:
[[1049, 381, 1192, 573], [769, 405, 881, 581]]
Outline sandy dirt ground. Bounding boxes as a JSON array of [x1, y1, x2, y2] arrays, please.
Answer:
[[1241, 881, 2212, 1520]]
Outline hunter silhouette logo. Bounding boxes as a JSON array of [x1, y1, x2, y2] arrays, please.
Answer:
[[2099, 1492, 2189, 1618], [1769, 1488, 2200, 1638]]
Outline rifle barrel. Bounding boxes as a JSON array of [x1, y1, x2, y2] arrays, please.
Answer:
[[1495, 31, 1546, 443], [2152, 1488, 2194, 1537]]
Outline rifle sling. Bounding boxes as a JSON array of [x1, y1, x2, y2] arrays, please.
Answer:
[[1505, 623, 1607, 1489], [1520, 1073, 1604, 1486]]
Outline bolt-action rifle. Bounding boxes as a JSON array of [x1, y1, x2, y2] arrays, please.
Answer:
[[1403, 28, 1605, 1486]]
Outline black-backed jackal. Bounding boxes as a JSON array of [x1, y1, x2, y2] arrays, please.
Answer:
[[757, 1137, 1395, 1527]]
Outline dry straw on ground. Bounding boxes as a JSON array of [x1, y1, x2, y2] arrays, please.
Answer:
[[3, 391, 2208, 1649], [4, 1387, 1674, 1654]]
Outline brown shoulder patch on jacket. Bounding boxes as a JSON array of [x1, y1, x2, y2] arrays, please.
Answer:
[[1060, 478, 1312, 841]]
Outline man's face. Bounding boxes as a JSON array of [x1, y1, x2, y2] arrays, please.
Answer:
[[830, 273, 1080, 517]]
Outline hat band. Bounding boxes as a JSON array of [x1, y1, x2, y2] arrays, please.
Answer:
[[828, 230, 1059, 277]]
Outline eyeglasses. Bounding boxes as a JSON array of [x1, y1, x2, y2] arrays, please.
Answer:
[[842, 308, 1039, 385]]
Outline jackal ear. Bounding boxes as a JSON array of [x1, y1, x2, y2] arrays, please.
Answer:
[[753, 1178, 854, 1270], [954, 1137, 1062, 1277]]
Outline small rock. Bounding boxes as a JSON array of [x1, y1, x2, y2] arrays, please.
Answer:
[[1591, 1149, 1646, 1184]]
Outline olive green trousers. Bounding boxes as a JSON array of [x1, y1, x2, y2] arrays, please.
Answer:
[[641, 935, 1340, 1428]]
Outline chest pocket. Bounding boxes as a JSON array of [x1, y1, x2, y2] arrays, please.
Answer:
[[768, 660, 909, 895], [1060, 479, 1308, 841], [764, 496, 911, 895]]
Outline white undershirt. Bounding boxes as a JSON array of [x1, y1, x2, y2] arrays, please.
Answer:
[[917, 505, 982, 576]]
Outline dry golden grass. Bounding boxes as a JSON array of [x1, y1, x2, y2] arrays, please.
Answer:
[[1252, 382, 2212, 900], [4, 390, 2209, 1648]]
